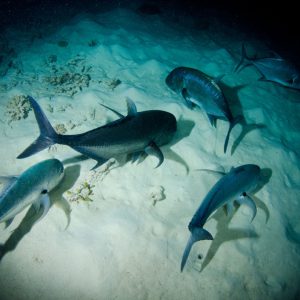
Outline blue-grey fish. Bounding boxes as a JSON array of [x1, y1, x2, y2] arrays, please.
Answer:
[[181, 164, 261, 271], [166, 67, 241, 153], [17, 97, 177, 169], [235, 44, 300, 90], [0, 159, 64, 228]]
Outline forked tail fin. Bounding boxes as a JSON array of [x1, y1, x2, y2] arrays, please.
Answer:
[[17, 96, 58, 159], [180, 227, 213, 272], [224, 115, 243, 153]]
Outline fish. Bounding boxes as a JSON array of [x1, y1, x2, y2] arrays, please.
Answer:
[[0, 159, 64, 228], [166, 67, 241, 153], [180, 164, 261, 271], [235, 44, 300, 90], [17, 97, 177, 169]]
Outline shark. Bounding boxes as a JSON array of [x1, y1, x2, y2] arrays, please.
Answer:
[[180, 164, 261, 271], [17, 97, 177, 169], [166, 67, 241, 153], [235, 44, 300, 90], [0, 159, 64, 228]]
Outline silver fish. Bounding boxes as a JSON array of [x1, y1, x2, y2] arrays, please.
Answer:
[[0, 159, 64, 227], [166, 67, 241, 153], [181, 164, 261, 271], [235, 44, 300, 90], [17, 97, 177, 169]]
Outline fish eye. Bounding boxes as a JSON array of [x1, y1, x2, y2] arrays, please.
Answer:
[[242, 192, 247, 197], [41, 189, 48, 194]]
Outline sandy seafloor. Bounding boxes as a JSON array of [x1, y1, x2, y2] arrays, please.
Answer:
[[0, 7, 300, 300]]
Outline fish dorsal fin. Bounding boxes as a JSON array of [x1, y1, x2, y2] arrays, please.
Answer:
[[0, 176, 18, 195], [99, 103, 124, 118], [126, 98, 137, 116], [270, 51, 282, 59]]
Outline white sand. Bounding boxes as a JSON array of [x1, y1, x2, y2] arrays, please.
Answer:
[[0, 8, 300, 300]]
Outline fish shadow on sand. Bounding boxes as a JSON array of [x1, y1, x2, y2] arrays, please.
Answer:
[[164, 117, 195, 173], [196, 168, 271, 272], [219, 82, 266, 155], [0, 164, 80, 262], [62, 118, 195, 174]]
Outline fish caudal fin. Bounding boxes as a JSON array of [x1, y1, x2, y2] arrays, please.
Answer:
[[17, 96, 58, 159], [180, 227, 213, 272], [234, 43, 252, 73], [224, 115, 243, 153]]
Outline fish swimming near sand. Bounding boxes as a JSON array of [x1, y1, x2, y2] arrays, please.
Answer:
[[0, 159, 64, 228], [17, 97, 177, 169], [235, 44, 300, 90], [180, 164, 261, 271], [166, 67, 241, 153]]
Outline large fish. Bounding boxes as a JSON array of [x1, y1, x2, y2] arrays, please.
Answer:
[[180, 164, 261, 271], [0, 159, 64, 228], [17, 97, 177, 169], [235, 44, 300, 90], [166, 67, 241, 153]]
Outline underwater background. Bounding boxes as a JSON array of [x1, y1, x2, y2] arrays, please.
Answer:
[[0, 1, 299, 299]]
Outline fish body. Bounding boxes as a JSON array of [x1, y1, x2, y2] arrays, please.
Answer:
[[181, 164, 261, 271], [17, 97, 177, 169], [0, 159, 64, 226], [166, 67, 241, 153], [235, 44, 300, 89]]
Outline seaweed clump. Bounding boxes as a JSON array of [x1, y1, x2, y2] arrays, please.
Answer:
[[44, 55, 92, 96], [54, 123, 67, 134], [66, 181, 95, 203], [6, 95, 32, 124]]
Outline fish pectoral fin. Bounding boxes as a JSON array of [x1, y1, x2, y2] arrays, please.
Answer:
[[181, 227, 213, 272], [226, 200, 235, 217], [4, 218, 14, 229], [195, 168, 226, 178], [145, 142, 164, 168], [34, 192, 51, 224], [33, 197, 41, 212], [126, 97, 137, 116], [236, 193, 257, 222], [181, 88, 194, 109], [207, 114, 217, 127]]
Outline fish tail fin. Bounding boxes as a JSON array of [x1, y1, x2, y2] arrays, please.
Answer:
[[180, 227, 213, 272], [17, 96, 58, 159], [224, 115, 243, 153], [234, 43, 251, 73]]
